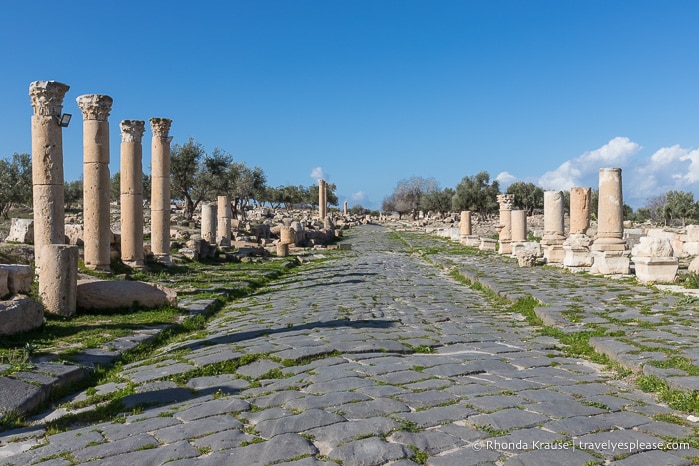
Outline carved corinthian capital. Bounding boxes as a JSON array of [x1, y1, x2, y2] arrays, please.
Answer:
[[76, 94, 113, 121], [497, 194, 515, 210], [29, 80, 70, 116], [120, 120, 146, 143], [150, 118, 172, 139]]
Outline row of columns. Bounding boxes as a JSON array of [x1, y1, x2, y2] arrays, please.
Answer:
[[29, 80, 173, 316], [493, 168, 628, 274]]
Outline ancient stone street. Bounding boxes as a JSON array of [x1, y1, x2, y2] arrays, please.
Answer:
[[1, 225, 698, 465]]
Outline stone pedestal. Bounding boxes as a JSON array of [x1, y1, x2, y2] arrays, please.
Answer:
[[201, 203, 217, 244], [29, 80, 69, 269], [497, 194, 514, 254], [591, 168, 630, 274], [150, 118, 173, 264], [634, 257, 679, 284], [217, 195, 232, 246], [39, 244, 78, 317], [120, 120, 146, 268], [542, 191, 566, 264], [78, 94, 113, 271], [276, 242, 289, 257], [480, 238, 498, 251], [464, 235, 480, 247], [563, 234, 594, 267]]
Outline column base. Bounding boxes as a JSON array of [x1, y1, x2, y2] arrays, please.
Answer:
[[590, 250, 630, 275]]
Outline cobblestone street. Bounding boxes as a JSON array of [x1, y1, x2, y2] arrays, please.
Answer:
[[1, 224, 697, 465]]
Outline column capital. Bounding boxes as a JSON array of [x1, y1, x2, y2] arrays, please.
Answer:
[[76, 94, 113, 121], [497, 194, 515, 210], [150, 118, 172, 138], [120, 120, 146, 143], [29, 80, 70, 116]]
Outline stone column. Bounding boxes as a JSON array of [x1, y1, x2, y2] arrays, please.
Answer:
[[120, 120, 146, 268], [459, 211, 472, 238], [569, 187, 591, 235], [594, 168, 625, 249], [217, 195, 232, 246], [563, 187, 593, 269], [542, 191, 566, 263], [77, 94, 113, 271], [29, 80, 70, 268], [496, 194, 514, 254], [591, 168, 630, 274], [343, 201, 348, 216], [511, 210, 527, 242], [318, 179, 327, 220], [39, 244, 78, 317], [201, 202, 217, 244], [150, 118, 172, 264]]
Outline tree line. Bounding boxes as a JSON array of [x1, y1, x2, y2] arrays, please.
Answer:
[[381, 171, 699, 227], [0, 138, 341, 220]]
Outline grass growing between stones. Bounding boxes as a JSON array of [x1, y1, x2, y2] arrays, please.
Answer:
[[636, 375, 699, 414]]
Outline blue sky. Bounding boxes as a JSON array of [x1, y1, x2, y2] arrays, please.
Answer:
[[2, 1, 699, 209]]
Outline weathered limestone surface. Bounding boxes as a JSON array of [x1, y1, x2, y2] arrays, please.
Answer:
[[30, 80, 69, 267], [6, 219, 34, 243], [39, 244, 78, 317], [78, 94, 113, 271], [496, 194, 513, 254], [569, 187, 591, 235], [217, 196, 232, 246], [120, 120, 146, 268], [1, 264, 34, 295], [632, 237, 678, 283], [76, 279, 177, 310], [591, 168, 630, 275], [542, 191, 565, 264], [0, 297, 44, 335], [201, 203, 217, 244], [150, 118, 173, 263]]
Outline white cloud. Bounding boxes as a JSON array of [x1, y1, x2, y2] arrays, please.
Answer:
[[495, 171, 516, 185], [310, 166, 326, 181], [538, 136, 641, 191], [351, 191, 367, 203]]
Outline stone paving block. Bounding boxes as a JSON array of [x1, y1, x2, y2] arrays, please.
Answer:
[[236, 359, 283, 379], [426, 444, 503, 465], [99, 415, 182, 441], [666, 376, 699, 392], [388, 429, 468, 455], [337, 398, 411, 419], [576, 429, 667, 460], [0, 377, 49, 416], [191, 429, 254, 452], [206, 433, 318, 466], [468, 408, 550, 431], [175, 398, 250, 421], [611, 449, 693, 465], [121, 383, 194, 409], [255, 408, 346, 438], [283, 391, 371, 411], [305, 376, 375, 394], [525, 400, 607, 418], [186, 374, 250, 394], [328, 436, 412, 465], [152, 414, 243, 443], [501, 447, 598, 465], [80, 439, 199, 466], [71, 433, 158, 463], [395, 390, 459, 410], [394, 405, 478, 428], [305, 417, 398, 447], [121, 361, 195, 384]]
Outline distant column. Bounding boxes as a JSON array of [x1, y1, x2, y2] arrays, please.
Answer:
[[318, 179, 327, 220], [590, 168, 629, 275], [343, 201, 348, 216], [543, 191, 565, 243], [459, 211, 472, 238], [593, 168, 625, 249], [217, 195, 231, 246], [77, 94, 113, 271], [120, 120, 146, 268], [497, 194, 514, 254], [201, 202, 217, 244], [29, 80, 70, 269], [511, 210, 527, 242], [150, 118, 172, 263], [570, 187, 592, 235]]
